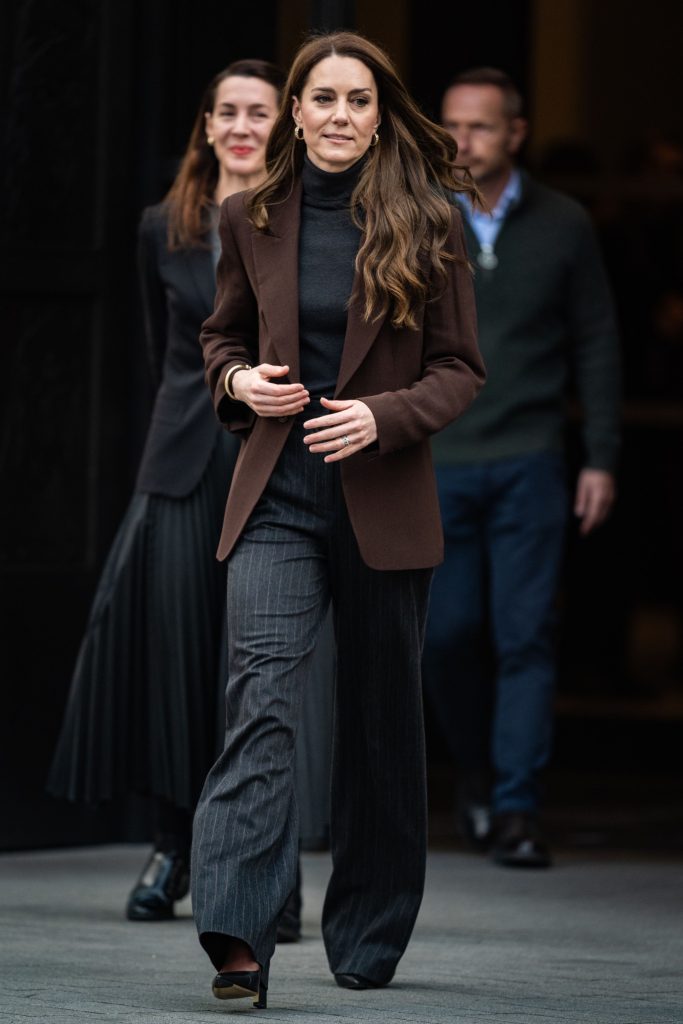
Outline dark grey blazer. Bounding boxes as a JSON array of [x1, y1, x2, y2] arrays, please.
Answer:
[[135, 203, 222, 497]]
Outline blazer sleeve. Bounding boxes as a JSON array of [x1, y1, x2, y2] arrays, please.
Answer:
[[137, 207, 168, 389], [361, 209, 485, 455], [199, 195, 258, 435]]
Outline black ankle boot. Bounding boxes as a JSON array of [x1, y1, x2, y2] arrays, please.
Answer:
[[125, 847, 190, 921]]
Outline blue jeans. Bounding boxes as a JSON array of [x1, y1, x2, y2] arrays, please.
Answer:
[[423, 451, 568, 815]]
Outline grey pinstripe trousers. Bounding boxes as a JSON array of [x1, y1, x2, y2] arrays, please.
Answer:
[[191, 421, 432, 985]]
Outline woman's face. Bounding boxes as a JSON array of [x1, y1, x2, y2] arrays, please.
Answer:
[[205, 75, 279, 179], [292, 55, 380, 173]]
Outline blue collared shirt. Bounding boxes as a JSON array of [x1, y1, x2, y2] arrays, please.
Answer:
[[455, 168, 522, 249]]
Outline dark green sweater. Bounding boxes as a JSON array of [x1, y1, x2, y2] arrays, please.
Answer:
[[431, 173, 621, 471]]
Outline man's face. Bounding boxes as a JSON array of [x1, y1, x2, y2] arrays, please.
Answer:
[[441, 84, 526, 185]]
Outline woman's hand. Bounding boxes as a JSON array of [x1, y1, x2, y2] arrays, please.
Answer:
[[232, 363, 309, 417], [303, 398, 378, 462]]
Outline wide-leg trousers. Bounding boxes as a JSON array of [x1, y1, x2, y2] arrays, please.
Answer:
[[191, 422, 432, 984]]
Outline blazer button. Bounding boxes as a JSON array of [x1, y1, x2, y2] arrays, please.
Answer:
[[278, 415, 290, 424]]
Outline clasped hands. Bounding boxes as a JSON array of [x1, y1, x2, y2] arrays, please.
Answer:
[[231, 362, 377, 462]]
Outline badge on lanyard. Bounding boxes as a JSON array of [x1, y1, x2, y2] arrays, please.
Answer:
[[477, 243, 498, 270]]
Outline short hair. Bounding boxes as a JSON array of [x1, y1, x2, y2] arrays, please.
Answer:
[[445, 67, 524, 119]]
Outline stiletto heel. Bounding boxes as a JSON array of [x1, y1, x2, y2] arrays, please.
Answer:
[[211, 969, 267, 1008], [253, 978, 268, 1009]]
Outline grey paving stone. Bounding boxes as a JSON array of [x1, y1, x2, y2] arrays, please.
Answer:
[[0, 846, 681, 1023]]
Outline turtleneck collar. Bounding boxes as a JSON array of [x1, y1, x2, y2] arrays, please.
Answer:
[[301, 153, 365, 210]]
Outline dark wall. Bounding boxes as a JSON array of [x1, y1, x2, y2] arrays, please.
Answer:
[[0, 0, 535, 851], [1, 0, 135, 849], [0, 0, 277, 850], [409, 2, 531, 119], [2, 0, 680, 852]]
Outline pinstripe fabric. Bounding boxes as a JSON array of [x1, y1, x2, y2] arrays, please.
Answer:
[[191, 423, 431, 983]]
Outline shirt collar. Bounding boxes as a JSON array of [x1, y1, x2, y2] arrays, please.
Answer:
[[491, 167, 522, 220], [456, 167, 522, 218], [454, 168, 522, 251]]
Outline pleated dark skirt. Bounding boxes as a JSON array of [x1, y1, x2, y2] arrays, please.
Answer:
[[47, 432, 236, 810]]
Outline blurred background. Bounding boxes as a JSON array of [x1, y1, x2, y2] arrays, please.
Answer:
[[1, 0, 681, 853]]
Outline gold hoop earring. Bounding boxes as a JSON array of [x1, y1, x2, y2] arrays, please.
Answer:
[[370, 131, 380, 148], [294, 125, 304, 141], [207, 135, 215, 146]]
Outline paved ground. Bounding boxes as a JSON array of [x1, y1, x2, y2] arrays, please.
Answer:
[[1, 845, 681, 1023]]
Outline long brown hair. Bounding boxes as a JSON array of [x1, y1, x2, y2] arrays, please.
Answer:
[[165, 59, 285, 250], [247, 32, 479, 329]]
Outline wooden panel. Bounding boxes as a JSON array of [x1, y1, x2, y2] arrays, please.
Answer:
[[356, 0, 410, 80], [529, 0, 585, 158]]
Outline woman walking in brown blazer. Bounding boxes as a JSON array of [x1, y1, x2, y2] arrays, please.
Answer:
[[191, 31, 485, 1008]]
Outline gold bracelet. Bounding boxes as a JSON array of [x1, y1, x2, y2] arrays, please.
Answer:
[[225, 363, 252, 400]]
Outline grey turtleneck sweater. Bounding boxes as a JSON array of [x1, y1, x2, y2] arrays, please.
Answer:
[[298, 155, 363, 398]]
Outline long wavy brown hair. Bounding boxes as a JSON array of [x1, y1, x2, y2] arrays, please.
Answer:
[[165, 59, 285, 250], [247, 32, 479, 329]]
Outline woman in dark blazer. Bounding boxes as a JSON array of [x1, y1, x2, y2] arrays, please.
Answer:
[[191, 32, 485, 1009], [47, 60, 331, 924]]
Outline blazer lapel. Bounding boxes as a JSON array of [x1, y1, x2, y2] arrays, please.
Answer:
[[251, 181, 302, 380], [250, 179, 387, 391], [335, 270, 387, 396]]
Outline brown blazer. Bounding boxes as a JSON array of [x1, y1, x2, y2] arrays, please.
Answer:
[[200, 180, 485, 570]]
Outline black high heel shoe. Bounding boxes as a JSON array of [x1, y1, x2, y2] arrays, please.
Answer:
[[211, 970, 267, 1009]]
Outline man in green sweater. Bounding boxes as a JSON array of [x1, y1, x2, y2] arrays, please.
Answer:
[[423, 68, 620, 867]]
